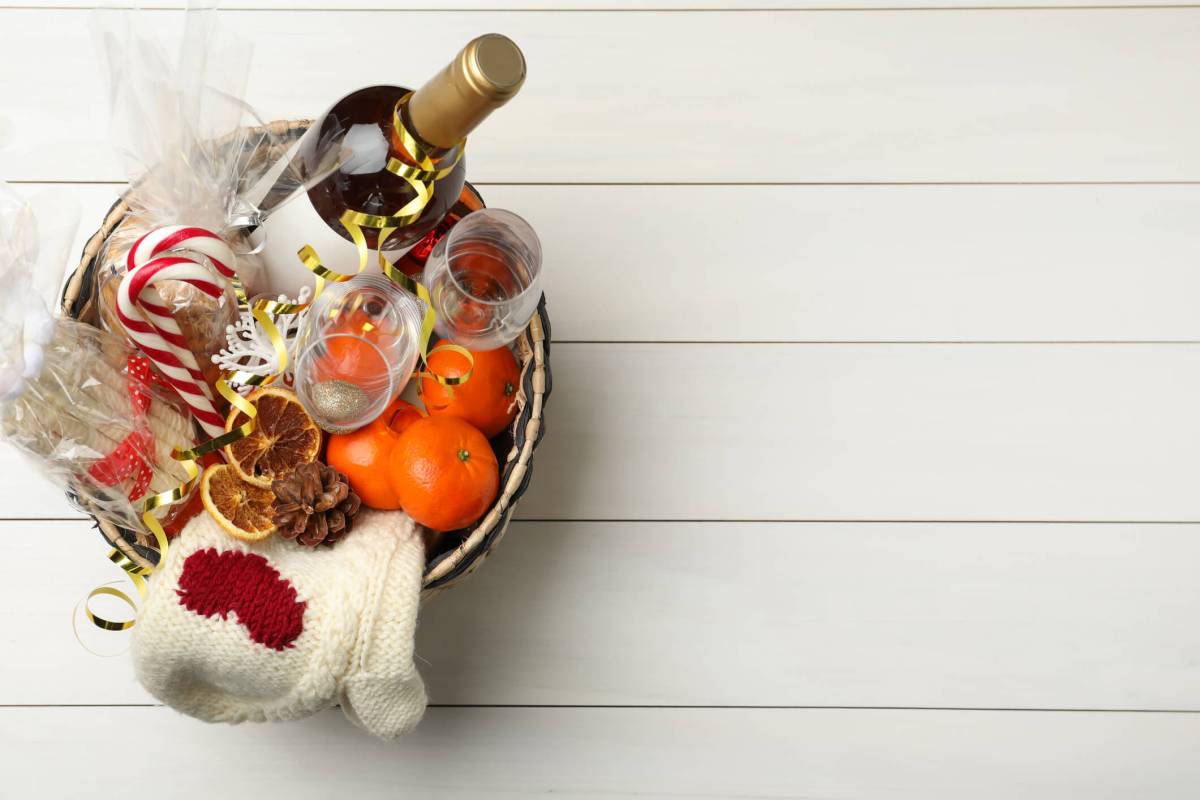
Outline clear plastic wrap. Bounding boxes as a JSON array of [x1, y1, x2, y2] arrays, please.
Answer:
[[89, 1, 294, 395], [0, 185, 197, 535]]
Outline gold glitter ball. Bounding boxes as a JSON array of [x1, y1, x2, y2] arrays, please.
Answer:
[[309, 380, 371, 427]]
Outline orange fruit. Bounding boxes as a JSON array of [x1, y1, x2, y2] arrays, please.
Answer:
[[328, 423, 402, 509], [382, 397, 424, 436], [421, 346, 521, 438], [325, 333, 391, 387], [327, 400, 425, 510], [224, 387, 321, 488], [200, 463, 277, 541], [389, 416, 499, 532]]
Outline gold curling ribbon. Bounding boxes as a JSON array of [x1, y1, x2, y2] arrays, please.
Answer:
[[81, 496, 171, 633], [81, 549, 151, 633]]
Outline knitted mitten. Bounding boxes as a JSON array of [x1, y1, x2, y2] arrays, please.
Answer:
[[131, 509, 427, 739]]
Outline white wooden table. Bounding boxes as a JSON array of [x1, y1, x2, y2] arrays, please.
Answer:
[[4, 1, 1200, 797]]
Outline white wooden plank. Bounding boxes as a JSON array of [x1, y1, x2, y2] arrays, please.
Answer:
[[420, 520, 1200, 708], [519, 343, 1200, 521], [3, 9, 1200, 182], [27, 181, 1200, 343], [3, 343, 1200, 520], [4, 705, 1200, 798], [0, 521, 154, 705], [8, 519, 1200, 710]]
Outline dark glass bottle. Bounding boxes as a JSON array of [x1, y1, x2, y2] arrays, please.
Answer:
[[299, 85, 466, 253], [298, 34, 524, 254]]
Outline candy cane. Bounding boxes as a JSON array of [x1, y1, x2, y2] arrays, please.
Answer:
[[127, 226, 237, 282], [116, 227, 238, 438]]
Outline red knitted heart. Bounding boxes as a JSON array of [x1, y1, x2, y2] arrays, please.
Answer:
[[177, 549, 306, 651]]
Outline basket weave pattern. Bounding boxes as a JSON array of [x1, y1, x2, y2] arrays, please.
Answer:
[[60, 120, 551, 597]]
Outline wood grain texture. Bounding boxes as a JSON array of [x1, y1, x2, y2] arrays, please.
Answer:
[[4, 705, 1200, 799], [8, 518, 1200, 710], [3, 343, 1199, 521], [3, 0, 1199, 793], [26, 182, 1200, 343], [518, 343, 1200, 521], [3, 9, 1200, 182]]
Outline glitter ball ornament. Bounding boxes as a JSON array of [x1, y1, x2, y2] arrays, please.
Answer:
[[309, 380, 371, 431]]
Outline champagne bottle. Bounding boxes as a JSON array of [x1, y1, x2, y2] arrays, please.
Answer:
[[249, 34, 526, 297]]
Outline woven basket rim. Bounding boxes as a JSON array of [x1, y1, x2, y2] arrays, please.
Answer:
[[60, 118, 551, 596]]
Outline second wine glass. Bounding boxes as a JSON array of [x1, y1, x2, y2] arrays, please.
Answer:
[[422, 208, 542, 350]]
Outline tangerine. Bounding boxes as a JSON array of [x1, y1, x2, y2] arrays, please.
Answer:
[[421, 346, 521, 438], [326, 400, 423, 510], [382, 397, 424, 436], [389, 416, 499, 532], [324, 332, 392, 387]]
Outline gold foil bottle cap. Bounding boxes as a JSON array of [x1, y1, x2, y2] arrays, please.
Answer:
[[406, 34, 527, 150]]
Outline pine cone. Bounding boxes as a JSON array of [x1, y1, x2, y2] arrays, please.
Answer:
[[271, 462, 362, 548]]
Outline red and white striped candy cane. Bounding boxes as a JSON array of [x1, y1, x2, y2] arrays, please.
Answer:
[[116, 227, 238, 438], [127, 225, 237, 282]]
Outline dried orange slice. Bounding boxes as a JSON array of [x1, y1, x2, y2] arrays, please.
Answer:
[[224, 387, 321, 488], [200, 464, 277, 542]]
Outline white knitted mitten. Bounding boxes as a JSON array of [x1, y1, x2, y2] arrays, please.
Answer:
[[131, 509, 427, 739]]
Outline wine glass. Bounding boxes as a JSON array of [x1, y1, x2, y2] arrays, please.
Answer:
[[293, 274, 424, 433], [422, 209, 542, 350]]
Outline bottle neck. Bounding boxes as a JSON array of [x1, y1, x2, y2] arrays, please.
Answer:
[[404, 34, 525, 149], [392, 95, 462, 166]]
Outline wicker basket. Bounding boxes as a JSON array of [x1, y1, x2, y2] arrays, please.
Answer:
[[59, 120, 551, 598]]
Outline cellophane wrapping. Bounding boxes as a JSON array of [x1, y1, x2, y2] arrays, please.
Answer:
[[89, 1, 292, 395], [0, 185, 196, 535]]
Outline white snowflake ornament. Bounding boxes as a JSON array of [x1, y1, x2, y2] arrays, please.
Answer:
[[212, 286, 311, 391]]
